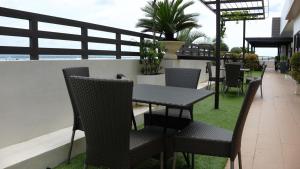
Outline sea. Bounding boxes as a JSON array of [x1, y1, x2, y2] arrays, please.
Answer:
[[0, 55, 139, 61]]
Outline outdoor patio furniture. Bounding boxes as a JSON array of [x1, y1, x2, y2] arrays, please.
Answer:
[[246, 65, 267, 98], [115, 73, 137, 130], [68, 76, 164, 169], [62, 67, 89, 164], [207, 62, 225, 90], [224, 63, 243, 94], [143, 68, 201, 130], [172, 79, 261, 169], [135, 84, 214, 130], [133, 84, 214, 168]]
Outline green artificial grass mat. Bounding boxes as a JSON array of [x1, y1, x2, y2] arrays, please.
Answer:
[[54, 71, 262, 169]]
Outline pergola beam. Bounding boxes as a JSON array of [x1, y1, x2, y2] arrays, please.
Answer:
[[221, 13, 264, 18], [223, 17, 265, 21], [215, 6, 264, 12], [200, 0, 266, 21], [203, 0, 262, 5]]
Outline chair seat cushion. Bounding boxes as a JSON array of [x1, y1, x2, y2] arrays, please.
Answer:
[[129, 127, 164, 166], [174, 121, 233, 157], [144, 108, 192, 130]]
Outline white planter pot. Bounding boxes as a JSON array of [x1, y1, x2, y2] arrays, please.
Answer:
[[137, 74, 165, 86], [160, 41, 185, 60], [296, 83, 300, 95]]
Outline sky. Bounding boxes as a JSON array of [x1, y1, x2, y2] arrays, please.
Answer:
[[0, 0, 285, 56]]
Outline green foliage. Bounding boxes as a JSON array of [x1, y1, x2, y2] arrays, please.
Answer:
[[220, 11, 256, 37], [227, 53, 241, 62], [244, 53, 262, 71], [222, 11, 256, 22], [212, 41, 229, 52], [290, 52, 300, 83], [177, 28, 206, 44], [220, 21, 226, 39], [220, 42, 229, 52], [230, 47, 243, 54], [280, 55, 288, 62], [140, 40, 165, 75], [136, 0, 199, 40]]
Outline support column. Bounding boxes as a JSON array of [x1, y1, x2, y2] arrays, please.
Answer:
[[215, 0, 221, 109], [285, 44, 289, 57], [247, 42, 250, 53], [242, 19, 246, 61]]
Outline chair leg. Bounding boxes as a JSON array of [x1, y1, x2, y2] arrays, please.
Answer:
[[191, 153, 195, 169], [238, 152, 243, 169], [260, 84, 263, 98], [172, 153, 177, 169], [207, 81, 210, 89], [182, 153, 190, 167], [160, 152, 164, 169], [67, 130, 76, 164], [83, 163, 88, 169], [230, 160, 234, 169]]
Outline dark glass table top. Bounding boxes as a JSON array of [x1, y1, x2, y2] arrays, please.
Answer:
[[133, 84, 215, 107]]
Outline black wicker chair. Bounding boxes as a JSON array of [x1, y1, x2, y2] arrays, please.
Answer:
[[246, 65, 267, 98], [62, 67, 89, 163], [172, 79, 261, 169], [68, 76, 164, 169], [144, 68, 201, 130], [206, 62, 225, 90], [224, 64, 243, 95]]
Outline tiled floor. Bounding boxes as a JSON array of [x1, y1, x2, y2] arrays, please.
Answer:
[[226, 70, 300, 169]]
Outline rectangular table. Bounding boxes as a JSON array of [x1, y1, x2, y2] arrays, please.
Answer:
[[133, 84, 214, 108], [133, 84, 214, 127]]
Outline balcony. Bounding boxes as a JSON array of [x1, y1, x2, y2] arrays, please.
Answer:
[[0, 4, 300, 169]]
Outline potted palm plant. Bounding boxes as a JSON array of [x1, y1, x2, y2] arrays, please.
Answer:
[[137, 0, 199, 59], [290, 52, 300, 95]]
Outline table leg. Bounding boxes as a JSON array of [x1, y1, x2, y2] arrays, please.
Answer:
[[189, 107, 194, 121], [131, 112, 137, 131], [163, 108, 169, 169], [164, 107, 169, 133], [149, 103, 152, 125]]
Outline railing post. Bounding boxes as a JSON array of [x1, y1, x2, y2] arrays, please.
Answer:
[[81, 27, 88, 59], [140, 37, 144, 54], [29, 20, 38, 60], [116, 33, 121, 59]]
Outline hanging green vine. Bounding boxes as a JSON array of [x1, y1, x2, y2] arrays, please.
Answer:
[[220, 11, 257, 38]]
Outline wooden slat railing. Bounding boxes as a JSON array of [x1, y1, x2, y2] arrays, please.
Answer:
[[0, 7, 160, 60]]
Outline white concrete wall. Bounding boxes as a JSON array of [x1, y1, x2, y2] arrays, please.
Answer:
[[0, 60, 140, 149], [281, 0, 294, 34], [0, 59, 212, 149], [293, 12, 300, 35]]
